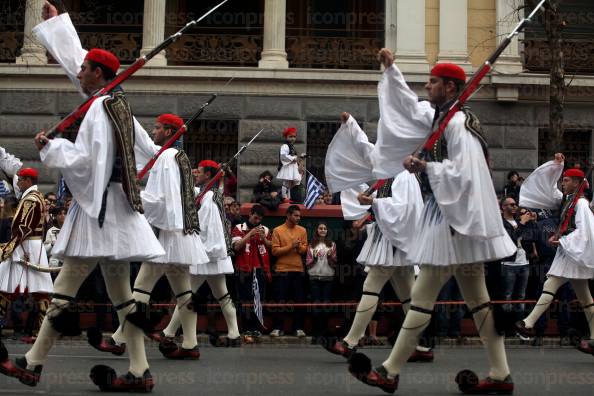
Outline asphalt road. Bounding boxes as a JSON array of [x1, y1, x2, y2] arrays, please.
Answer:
[[0, 339, 593, 395]]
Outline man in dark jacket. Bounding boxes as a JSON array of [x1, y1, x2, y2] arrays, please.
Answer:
[[252, 171, 282, 210], [500, 197, 538, 323]]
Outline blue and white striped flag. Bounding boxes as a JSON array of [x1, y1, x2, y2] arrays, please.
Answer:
[[0, 180, 9, 197], [304, 171, 325, 209], [252, 270, 265, 328], [56, 176, 67, 205]]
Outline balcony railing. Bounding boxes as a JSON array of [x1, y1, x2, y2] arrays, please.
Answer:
[[166, 34, 262, 67], [286, 35, 382, 70], [523, 38, 594, 75], [0, 31, 23, 62]]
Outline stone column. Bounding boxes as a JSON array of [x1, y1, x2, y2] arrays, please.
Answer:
[[392, 0, 429, 73], [258, 0, 289, 69], [495, 0, 523, 101], [16, 0, 47, 65], [140, 0, 167, 66], [438, 0, 472, 71], [495, 0, 522, 74]]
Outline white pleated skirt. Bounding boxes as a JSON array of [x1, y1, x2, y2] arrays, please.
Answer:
[[357, 223, 411, 267], [53, 183, 165, 262], [407, 197, 517, 266], [548, 248, 594, 279], [189, 256, 234, 275], [276, 163, 301, 183], [146, 229, 210, 266], [0, 240, 53, 294]]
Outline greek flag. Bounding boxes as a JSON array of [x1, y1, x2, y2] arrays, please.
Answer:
[[252, 270, 265, 327], [304, 172, 325, 209], [56, 176, 67, 205], [0, 180, 9, 197]]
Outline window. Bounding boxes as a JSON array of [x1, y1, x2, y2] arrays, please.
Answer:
[[538, 128, 592, 167], [286, 0, 384, 70], [0, 0, 24, 63], [165, 0, 264, 66], [58, 0, 144, 64], [183, 119, 239, 169], [523, 0, 594, 74]]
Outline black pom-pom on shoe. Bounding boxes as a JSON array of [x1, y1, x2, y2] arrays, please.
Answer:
[[90, 365, 117, 391], [86, 327, 103, 347], [348, 352, 372, 376], [158, 338, 179, 355], [455, 369, 479, 393]]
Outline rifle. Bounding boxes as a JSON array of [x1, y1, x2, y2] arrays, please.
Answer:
[[137, 77, 235, 180], [195, 128, 266, 206], [417, 0, 546, 157], [365, 0, 547, 197], [556, 165, 594, 238], [43, 0, 229, 139]]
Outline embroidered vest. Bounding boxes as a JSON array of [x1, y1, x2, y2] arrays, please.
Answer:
[[418, 107, 489, 195], [376, 178, 394, 198], [559, 194, 577, 236], [175, 150, 200, 234], [102, 92, 144, 215], [1, 189, 45, 260], [210, 186, 233, 256]]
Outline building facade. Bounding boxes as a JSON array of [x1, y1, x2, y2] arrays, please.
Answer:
[[1, 0, 594, 201]]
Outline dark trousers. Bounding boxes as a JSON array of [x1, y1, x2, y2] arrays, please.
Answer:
[[309, 278, 333, 336], [435, 277, 464, 337], [273, 271, 306, 331], [236, 269, 266, 332]]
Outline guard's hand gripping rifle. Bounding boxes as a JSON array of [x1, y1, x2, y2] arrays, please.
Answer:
[[43, 0, 229, 140]]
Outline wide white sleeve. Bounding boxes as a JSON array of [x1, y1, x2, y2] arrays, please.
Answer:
[[140, 150, 183, 231], [39, 96, 114, 218], [0, 147, 22, 177], [198, 191, 228, 260], [0, 147, 22, 193], [519, 160, 564, 210], [280, 144, 296, 165], [133, 118, 160, 171], [340, 184, 372, 220], [325, 116, 375, 193], [559, 199, 594, 268], [425, 112, 504, 238], [373, 171, 423, 252], [370, 64, 435, 179], [33, 13, 87, 97]]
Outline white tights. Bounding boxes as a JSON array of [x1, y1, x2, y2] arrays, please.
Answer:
[[26, 258, 149, 377], [111, 263, 197, 349], [382, 264, 510, 381], [163, 274, 239, 339], [343, 266, 414, 346], [523, 276, 594, 338]]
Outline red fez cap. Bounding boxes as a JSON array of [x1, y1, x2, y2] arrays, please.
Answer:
[[283, 127, 297, 138], [431, 63, 466, 82], [157, 114, 184, 130], [563, 168, 585, 178], [17, 167, 39, 178], [84, 49, 120, 74], [198, 160, 219, 170]]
